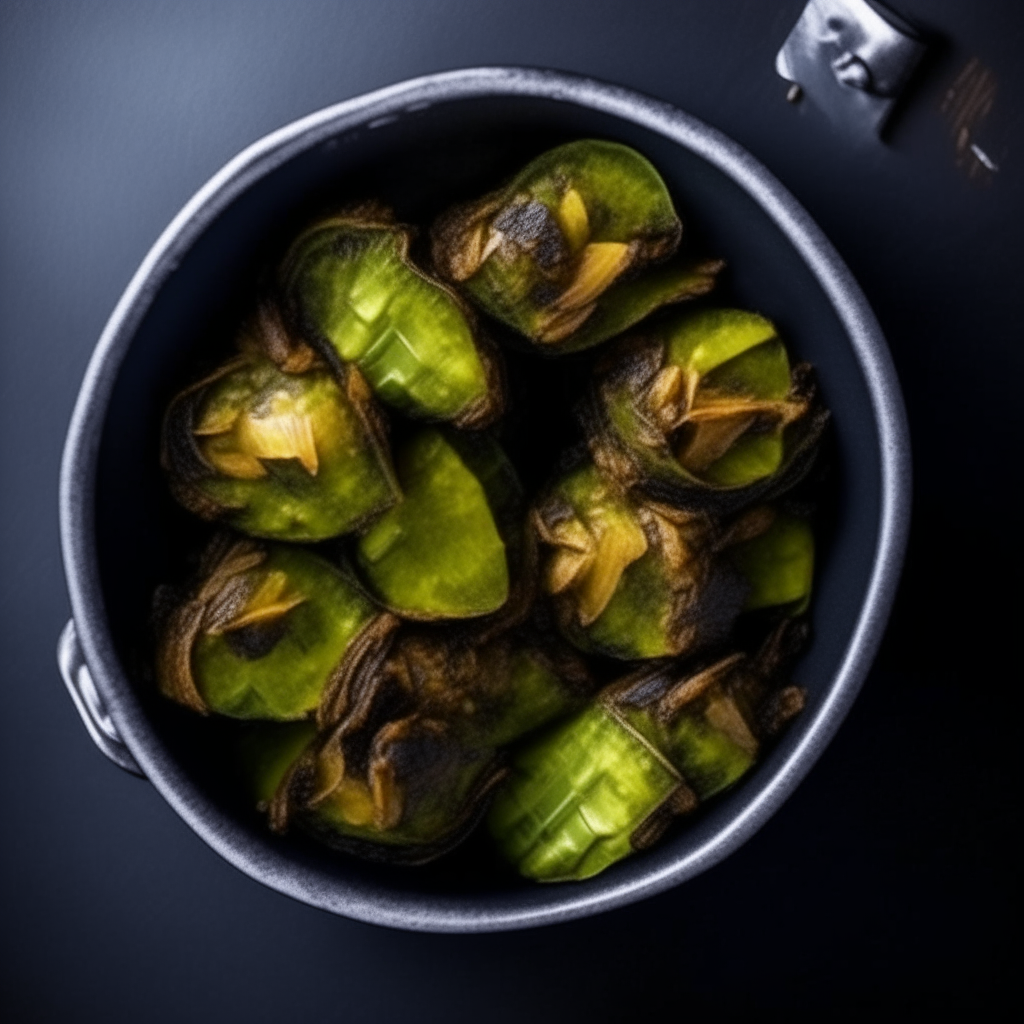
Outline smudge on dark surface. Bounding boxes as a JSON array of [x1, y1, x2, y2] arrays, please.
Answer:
[[941, 58, 1000, 182]]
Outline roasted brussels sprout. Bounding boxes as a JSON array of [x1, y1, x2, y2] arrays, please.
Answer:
[[252, 625, 593, 863], [535, 466, 815, 660], [279, 207, 504, 427], [163, 309, 399, 541], [356, 428, 528, 621], [432, 140, 722, 353], [489, 622, 807, 881], [156, 536, 389, 720], [585, 308, 828, 513], [533, 463, 737, 660]]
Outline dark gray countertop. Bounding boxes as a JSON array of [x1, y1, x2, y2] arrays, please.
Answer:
[[1, 2, 1018, 1019]]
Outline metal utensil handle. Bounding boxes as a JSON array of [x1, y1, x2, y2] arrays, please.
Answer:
[[57, 619, 145, 777]]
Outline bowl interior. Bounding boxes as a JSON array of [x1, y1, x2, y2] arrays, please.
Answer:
[[94, 92, 881, 921]]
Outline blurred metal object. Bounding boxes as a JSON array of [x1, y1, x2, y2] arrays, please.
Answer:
[[776, 0, 926, 137]]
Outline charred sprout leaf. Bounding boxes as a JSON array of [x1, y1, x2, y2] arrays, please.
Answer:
[[489, 622, 807, 881], [156, 537, 386, 720], [356, 428, 525, 620], [280, 208, 503, 427], [162, 318, 399, 541], [318, 624, 595, 747], [535, 463, 743, 660], [586, 308, 829, 513], [259, 626, 592, 864], [432, 140, 716, 353], [279, 718, 504, 862]]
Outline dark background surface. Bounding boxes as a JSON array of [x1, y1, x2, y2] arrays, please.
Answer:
[[0, 1, 1018, 1020]]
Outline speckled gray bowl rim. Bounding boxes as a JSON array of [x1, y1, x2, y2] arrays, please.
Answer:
[[60, 66, 911, 933]]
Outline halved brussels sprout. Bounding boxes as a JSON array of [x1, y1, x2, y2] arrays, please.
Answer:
[[585, 308, 829, 513], [534, 463, 743, 660], [253, 625, 593, 864], [279, 207, 504, 427], [156, 536, 389, 720], [356, 428, 527, 621], [162, 309, 399, 541], [489, 622, 807, 881], [432, 140, 722, 353]]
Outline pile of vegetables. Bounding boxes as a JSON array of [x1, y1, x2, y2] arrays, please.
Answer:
[[156, 140, 827, 881]]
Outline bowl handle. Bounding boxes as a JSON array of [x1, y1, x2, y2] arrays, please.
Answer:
[[57, 619, 145, 778]]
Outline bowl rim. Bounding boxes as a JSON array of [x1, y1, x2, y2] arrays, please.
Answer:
[[59, 65, 911, 932]]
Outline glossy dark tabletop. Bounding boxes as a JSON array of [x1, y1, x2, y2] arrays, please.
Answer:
[[1, 2, 1018, 1019]]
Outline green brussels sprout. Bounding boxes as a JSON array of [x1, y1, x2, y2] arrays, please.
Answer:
[[432, 140, 722, 353], [585, 308, 829, 513], [162, 308, 399, 541], [156, 536, 390, 721], [279, 206, 504, 427], [356, 428, 527, 621], [253, 625, 593, 864], [489, 622, 807, 881], [534, 463, 742, 660], [535, 466, 817, 660]]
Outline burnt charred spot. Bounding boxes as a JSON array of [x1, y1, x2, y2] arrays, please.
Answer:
[[533, 227, 568, 271], [493, 199, 550, 245], [223, 617, 289, 660], [685, 563, 748, 650]]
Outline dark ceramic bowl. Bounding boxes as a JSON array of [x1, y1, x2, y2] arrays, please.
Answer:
[[59, 67, 910, 932]]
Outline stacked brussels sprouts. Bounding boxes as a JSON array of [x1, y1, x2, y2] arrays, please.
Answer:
[[157, 141, 827, 879]]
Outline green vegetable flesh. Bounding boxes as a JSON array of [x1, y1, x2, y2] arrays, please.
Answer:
[[513, 140, 681, 242], [481, 649, 583, 748], [666, 713, 755, 800], [264, 626, 591, 862], [283, 219, 494, 423], [731, 513, 815, 612], [556, 257, 723, 355], [191, 546, 380, 720], [184, 354, 398, 540], [489, 703, 682, 881], [584, 547, 679, 659], [238, 720, 318, 805], [490, 650, 777, 881], [357, 429, 511, 619]]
